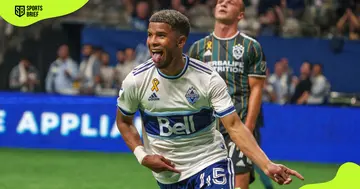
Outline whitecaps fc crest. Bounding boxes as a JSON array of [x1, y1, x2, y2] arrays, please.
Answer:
[[185, 86, 200, 104], [233, 44, 244, 60]]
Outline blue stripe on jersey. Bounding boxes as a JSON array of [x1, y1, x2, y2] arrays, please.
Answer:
[[142, 107, 213, 116], [146, 121, 214, 140], [214, 106, 235, 118], [140, 108, 215, 138], [189, 63, 212, 75], [157, 54, 189, 80], [118, 106, 136, 116], [133, 64, 154, 76], [189, 60, 213, 73], [133, 60, 152, 71]]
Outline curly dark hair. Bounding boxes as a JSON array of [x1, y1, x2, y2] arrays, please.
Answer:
[[149, 9, 190, 37]]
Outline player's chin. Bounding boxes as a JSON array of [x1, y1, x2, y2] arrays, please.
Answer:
[[153, 56, 167, 68], [153, 62, 162, 68], [216, 15, 231, 22], [215, 12, 227, 18], [153, 61, 166, 69]]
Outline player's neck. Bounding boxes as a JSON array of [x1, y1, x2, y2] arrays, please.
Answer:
[[213, 22, 239, 39], [159, 55, 185, 77]]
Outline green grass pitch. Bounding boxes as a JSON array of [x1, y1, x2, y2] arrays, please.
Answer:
[[0, 148, 339, 189]]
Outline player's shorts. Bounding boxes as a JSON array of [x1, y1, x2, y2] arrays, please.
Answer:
[[157, 158, 235, 189], [222, 127, 261, 184]]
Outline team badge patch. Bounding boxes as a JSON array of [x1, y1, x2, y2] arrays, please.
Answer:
[[232, 44, 244, 60], [185, 86, 200, 104]]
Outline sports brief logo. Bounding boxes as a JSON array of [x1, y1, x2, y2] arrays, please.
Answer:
[[185, 86, 199, 104], [232, 44, 244, 60], [14, 5, 43, 18], [15, 6, 26, 17]]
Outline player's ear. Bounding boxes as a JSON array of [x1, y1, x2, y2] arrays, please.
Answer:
[[177, 35, 187, 49], [237, 11, 244, 20]]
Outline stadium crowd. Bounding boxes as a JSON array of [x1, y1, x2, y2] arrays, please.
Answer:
[[1, 0, 356, 105], [1, 0, 359, 41], [74, 0, 360, 39], [8, 42, 331, 106]]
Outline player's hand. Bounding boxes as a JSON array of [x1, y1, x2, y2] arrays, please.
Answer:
[[142, 154, 180, 173], [264, 162, 304, 185]]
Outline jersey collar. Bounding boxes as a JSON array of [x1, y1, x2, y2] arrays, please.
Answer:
[[212, 31, 239, 40], [157, 54, 189, 80]]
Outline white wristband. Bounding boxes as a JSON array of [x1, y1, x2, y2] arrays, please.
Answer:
[[133, 146, 148, 164]]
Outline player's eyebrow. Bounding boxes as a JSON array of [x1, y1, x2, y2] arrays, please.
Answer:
[[155, 31, 167, 36]]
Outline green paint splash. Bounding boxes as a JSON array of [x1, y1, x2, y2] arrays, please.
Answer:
[[300, 162, 360, 189]]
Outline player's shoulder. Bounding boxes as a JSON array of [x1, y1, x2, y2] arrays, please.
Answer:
[[188, 57, 214, 76], [131, 59, 155, 77], [239, 32, 262, 48], [191, 34, 213, 47], [123, 59, 155, 86]]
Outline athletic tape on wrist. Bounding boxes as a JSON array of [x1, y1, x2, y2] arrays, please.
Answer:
[[133, 146, 148, 164]]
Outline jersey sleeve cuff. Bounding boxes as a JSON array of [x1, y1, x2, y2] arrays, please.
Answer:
[[118, 106, 136, 116], [214, 106, 235, 118], [248, 74, 266, 78]]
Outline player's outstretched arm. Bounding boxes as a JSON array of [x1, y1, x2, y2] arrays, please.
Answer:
[[220, 113, 304, 185]]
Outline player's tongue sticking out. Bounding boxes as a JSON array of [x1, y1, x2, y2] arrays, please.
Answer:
[[152, 52, 162, 63]]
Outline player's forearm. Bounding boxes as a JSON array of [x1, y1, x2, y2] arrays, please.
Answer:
[[245, 83, 263, 132], [118, 122, 143, 152], [227, 117, 270, 172], [116, 111, 143, 152]]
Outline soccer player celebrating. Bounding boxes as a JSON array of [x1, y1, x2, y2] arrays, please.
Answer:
[[116, 9, 303, 189], [188, 0, 271, 188]]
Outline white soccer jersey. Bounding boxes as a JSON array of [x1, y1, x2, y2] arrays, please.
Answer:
[[117, 54, 236, 184]]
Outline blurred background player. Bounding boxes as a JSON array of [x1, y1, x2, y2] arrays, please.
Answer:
[[9, 57, 40, 93], [45, 44, 78, 95], [78, 44, 101, 95], [188, 0, 273, 189], [117, 9, 303, 189], [289, 61, 312, 104]]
